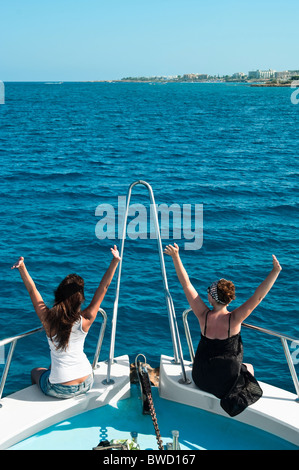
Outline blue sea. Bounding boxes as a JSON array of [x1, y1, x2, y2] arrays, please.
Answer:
[[0, 82, 298, 397]]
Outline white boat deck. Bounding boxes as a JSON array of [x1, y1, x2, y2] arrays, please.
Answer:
[[159, 355, 299, 447], [1, 353, 298, 449], [0, 355, 130, 450]]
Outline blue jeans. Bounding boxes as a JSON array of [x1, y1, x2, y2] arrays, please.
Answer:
[[39, 370, 94, 399]]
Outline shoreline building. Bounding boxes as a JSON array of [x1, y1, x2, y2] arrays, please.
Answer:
[[275, 71, 291, 80], [232, 72, 246, 79], [248, 69, 276, 79], [181, 73, 209, 81]]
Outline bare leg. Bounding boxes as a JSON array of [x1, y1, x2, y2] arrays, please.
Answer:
[[243, 363, 254, 375], [31, 367, 48, 385]]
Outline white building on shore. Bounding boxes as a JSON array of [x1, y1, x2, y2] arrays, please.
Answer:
[[248, 69, 276, 79], [248, 69, 299, 80], [232, 72, 246, 79]]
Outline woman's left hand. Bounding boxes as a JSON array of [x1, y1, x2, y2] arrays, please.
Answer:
[[164, 243, 179, 258], [110, 245, 121, 261], [11, 256, 25, 269]]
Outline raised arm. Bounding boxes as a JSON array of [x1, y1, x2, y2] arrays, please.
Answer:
[[11, 257, 48, 325], [164, 243, 208, 319], [82, 245, 121, 330], [232, 255, 282, 324]]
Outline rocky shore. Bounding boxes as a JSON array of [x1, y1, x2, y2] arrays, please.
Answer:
[[250, 83, 293, 87]]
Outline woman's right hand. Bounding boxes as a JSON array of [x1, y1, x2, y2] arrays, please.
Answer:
[[110, 245, 121, 261], [272, 254, 282, 273], [11, 257, 25, 269]]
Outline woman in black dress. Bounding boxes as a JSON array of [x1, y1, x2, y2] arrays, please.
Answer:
[[164, 244, 282, 416]]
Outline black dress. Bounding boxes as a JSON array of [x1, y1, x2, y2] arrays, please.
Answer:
[[192, 311, 263, 417]]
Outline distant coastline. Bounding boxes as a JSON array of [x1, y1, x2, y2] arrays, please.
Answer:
[[88, 79, 294, 85], [88, 79, 295, 87], [88, 69, 298, 86]]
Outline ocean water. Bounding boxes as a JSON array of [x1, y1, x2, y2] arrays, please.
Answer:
[[0, 82, 298, 397]]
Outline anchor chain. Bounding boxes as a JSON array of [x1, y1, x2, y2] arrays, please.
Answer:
[[140, 366, 164, 451]]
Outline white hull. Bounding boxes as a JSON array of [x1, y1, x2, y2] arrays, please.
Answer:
[[0, 355, 130, 450], [1, 354, 298, 450], [159, 355, 299, 447]]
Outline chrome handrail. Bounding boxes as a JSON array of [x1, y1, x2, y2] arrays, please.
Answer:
[[182, 307, 299, 399], [0, 308, 107, 404], [105, 180, 189, 384], [0, 327, 44, 403], [92, 308, 108, 369]]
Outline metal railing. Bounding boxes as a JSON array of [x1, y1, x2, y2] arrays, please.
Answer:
[[0, 326, 44, 403], [182, 307, 299, 400], [105, 180, 189, 385], [92, 308, 107, 369], [0, 308, 107, 404]]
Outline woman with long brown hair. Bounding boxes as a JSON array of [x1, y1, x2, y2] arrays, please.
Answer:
[[11, 246, 120, 399], [164, 243, 282, 416]]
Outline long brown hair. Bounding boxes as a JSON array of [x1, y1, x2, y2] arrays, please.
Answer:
[[47, 274, 85, 351]]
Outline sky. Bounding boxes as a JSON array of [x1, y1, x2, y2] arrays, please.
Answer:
[[1, 0, 298, 81]]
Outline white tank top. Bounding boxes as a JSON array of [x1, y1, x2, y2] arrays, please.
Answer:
[[47, 316, 92, 384]]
